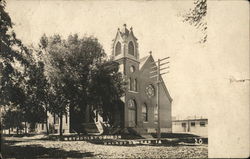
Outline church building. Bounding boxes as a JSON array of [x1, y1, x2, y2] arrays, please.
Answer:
[[110, 24, 172, 134], [32, 24, 173, 135]]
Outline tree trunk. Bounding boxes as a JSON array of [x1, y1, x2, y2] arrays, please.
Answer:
[[9, 128, 10, 135], [45, 108, 49, 135], [16, 127, 19, 135], [24, 122, 27, 134], [59, 114, 63, 137]]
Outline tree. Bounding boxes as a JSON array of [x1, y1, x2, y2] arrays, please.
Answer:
[[41, 34, 125, 135], [182, 0, 207, 43], [21, 60, 49, 132], [2, 108, 15, 134], [1, 0, 28, 138], [1, 1, 51, 136], [0, 0, 30, 107], [88, 60, 126, 124], [40, 34, 71, 136], [0, 0, 41, 138], [2, 106, 24, 134]]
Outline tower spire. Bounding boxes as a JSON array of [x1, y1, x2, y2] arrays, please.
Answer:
[[112, 24, 139, 61], [120, 23, 129, 37]]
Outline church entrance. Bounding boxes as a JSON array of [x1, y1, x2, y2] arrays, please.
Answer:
[[128, 99, 137, 127]]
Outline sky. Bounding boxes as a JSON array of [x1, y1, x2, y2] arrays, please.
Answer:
[[5, 0, 248, 120]]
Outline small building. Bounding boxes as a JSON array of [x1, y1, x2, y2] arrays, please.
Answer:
[[34, 112, 70, 134], [172, 118, 208, 137]]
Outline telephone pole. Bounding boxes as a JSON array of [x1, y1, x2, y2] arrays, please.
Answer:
[[150, 53, 170, 140]]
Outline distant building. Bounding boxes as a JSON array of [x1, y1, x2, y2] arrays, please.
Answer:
[[2, 113, 70, 135], [172, 118, 208, 137], [35, 112, 70, 134]]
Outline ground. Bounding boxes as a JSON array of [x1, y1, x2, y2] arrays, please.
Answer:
[[1, 136, 208, 158]]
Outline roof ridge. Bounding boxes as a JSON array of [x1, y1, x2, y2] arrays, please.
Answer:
[[139, 55, 150, 70], [139, 55, 149, 61]]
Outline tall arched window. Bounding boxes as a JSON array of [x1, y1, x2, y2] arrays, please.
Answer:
[[115, 41, 121, 56], [133, 79, 137, 91], [142, 104, 148, 122], [128, 99, 136, 109], [128, 77, 132, 90], [128, 99, 137, 127], [128, 41, 134, 56]]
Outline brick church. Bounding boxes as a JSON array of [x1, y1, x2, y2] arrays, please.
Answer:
[[108, 24, 173, 134]]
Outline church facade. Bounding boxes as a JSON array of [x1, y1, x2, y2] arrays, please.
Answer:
[[111, 24, 172, 133]]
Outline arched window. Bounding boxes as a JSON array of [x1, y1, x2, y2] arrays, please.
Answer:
[[129, 65, 135, 73], [128, 41, 134, 56], [128, 99, 136, 109], [128, 77, 132, 90], [115, 41, 121, 56], [142, 104, 148, 122], [133, 79, 137, 91], [128, 99, 137, 127]]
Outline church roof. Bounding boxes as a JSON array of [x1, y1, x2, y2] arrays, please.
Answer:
[[139, 54, 173, 102], [116, 24, 137, 41], [139, 55, 150, 70]]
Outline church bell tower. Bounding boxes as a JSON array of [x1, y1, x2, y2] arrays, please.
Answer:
[[112, 24, 140, 75], [112, 24, 140, 128]]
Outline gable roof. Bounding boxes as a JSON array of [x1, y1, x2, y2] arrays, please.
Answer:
[[139, 55, 150, 70], [139, 55, 173, 102], [160, 76, 173, 102]]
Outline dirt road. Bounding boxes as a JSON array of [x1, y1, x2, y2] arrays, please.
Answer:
[[1, 137, 208, 158]]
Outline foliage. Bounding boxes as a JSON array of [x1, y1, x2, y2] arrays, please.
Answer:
[[182, 0, 207, 43], [1, 0, 50, 133], [22, 59, 48, 124], [2, 106, 24, 132], [43, 34, 106, 114], [40, 34, 126, 133], [0, 0, 30, 107], [88, 60, 126, 121]]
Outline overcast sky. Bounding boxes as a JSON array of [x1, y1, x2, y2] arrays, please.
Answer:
[[5, 0, 249, 121]]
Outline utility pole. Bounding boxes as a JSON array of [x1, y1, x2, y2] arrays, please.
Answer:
[[150, 53, 170, 140]]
